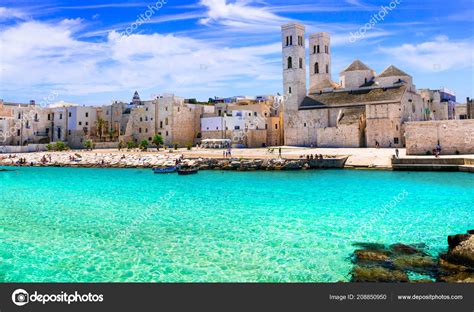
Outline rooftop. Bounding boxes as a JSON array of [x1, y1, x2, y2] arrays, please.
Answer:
[[341, 60, 374, 74], [377, 65, 411, 78], [300, 85, 407, 110]]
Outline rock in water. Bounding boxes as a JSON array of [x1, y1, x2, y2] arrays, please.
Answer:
[[354, 250, 390, 263], [448, 234, 471, 249], [393, 255, 437, 274], [351, 266, 409, 283], [446, 235, 474, 269], [390, 243, 426, 256]]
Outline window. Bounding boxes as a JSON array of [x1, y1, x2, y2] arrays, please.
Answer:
[[139, 128, 142, 133], [166, 131, 169, 136], [265, 124, 268, 130], [254, 112, 257, 116], [46, 128, 49, 134], [299, 58, 303, 69], [290, 36, 293, 45], [48, 114, 51, 121], [275, 124, 278, 130], [17, 129, 20, 136], [460, 115, 467, 120], [325, 45, 329, 54], [317, 45, 320, 53], [234, 126, 240, 130], [85, 112, 89, 117], [145, 128, 148, 133], [60, 113, 63, 120], [326, 64, 329, 74], [68, 130, 71, 135], [315, 62, 319, 74], [313, 45, 316, 54], [165, 118, 169, 126], [78, 121, 82, 126], [140, 117, 143, 122], [160, 121, 163, 128], [69, 112, 72, 117], [85, 122, 89, 126], [34, 113, 38, 121], [304, 123, 307, 127], [287, 57, 293, 69], [298, 36, 303, 46], [394, 137, 400, 145], [289, 87, 292, 94], [18, 113, 21, 119], [286, 36, 289, 46]]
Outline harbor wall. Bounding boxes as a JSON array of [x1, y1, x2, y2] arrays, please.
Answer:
[[405, 120, 474, 155]]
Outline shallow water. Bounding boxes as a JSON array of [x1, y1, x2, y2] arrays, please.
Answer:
[[0, 167, 472, 282]]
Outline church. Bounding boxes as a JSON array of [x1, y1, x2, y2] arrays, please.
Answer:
[[281, 23, 426, 148]]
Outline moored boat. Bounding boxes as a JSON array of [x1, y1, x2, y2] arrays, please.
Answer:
[[153, 166, 177, 174], [177, 166, 199, 175]]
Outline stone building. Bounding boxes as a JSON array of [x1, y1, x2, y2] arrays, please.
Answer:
[[282, 22, 429, 148], [201, 97, 283, 148], [120, 93, 208, 147]]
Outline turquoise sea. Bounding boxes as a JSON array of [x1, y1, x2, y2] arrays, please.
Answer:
[[0, 167, 473, 282]]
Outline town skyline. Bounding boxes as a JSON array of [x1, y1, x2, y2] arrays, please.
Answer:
[[0, 0, 473, 106]]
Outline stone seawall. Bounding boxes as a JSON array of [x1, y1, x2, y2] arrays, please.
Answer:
[[0, 152, 348, 171]]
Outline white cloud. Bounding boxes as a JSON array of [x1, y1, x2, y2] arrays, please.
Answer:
[[0, 7, 28, 21], [198, 0, 287, 29], [0, 19, 282, 100], [379, 36, 474, 72]]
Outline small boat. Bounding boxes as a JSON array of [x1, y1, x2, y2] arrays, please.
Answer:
[[153, 166, 177, 174], [177, 166, 199, 175]]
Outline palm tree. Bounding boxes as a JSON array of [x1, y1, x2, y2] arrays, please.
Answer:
[[152, 134, 164, 151], [96, 118, 106, 142]]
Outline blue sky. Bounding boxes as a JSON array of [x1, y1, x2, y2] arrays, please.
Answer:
[[0, 0, 473, 105]]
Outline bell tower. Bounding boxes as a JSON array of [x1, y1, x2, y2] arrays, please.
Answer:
[[309, 32, 332, 93], [281, 23, 306, 112]]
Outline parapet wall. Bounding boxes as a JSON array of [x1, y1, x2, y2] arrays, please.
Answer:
[[405, 120, 474, 155]]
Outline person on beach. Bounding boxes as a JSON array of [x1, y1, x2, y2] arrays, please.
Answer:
[[395, 149, 399, 159], [278, 147, 282, 158]]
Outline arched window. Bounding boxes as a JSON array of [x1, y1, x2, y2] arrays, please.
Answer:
[[317, 45, 320, 53], [289, 86, 292, 94], [326, 64, 329, 74], [287, 57, 293, 69], [299, 58, 303, 69], [315, 62, 319, 74]]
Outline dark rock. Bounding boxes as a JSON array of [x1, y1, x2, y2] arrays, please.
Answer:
[[352, 242, 387, 251], [438, 255, 469, 272], [467, 230, 474, 235], [446, 236, 474, 269], [438, 272, 474, 283], [448, 234, 471, 249], [390, 243, 426, 256], [393, 255, 437, 274], [354, 250, 391, 263], [351, 266, 409, 283]]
